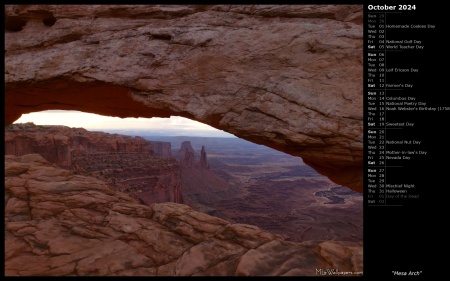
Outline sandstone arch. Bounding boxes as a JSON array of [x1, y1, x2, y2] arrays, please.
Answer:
[[4, 5, 364, 192]]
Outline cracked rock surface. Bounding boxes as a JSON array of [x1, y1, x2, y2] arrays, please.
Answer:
[[5, 5, 363, 191], [5, 154, 362, 276]]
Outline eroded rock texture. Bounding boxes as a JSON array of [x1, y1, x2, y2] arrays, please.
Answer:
[[4, 154, 362, 276], [4, 5, 363, 191], [5, 123, 182, 205], [5, 122, 172, 167]]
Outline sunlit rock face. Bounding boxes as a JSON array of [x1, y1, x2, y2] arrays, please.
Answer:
[[4, 154, 363, 276], [5, 5, 363, 191]]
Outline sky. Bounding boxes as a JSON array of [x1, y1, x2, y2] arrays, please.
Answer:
[[13, 110, 236, 138]]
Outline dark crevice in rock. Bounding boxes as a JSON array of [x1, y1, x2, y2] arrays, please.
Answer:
[[5, 16, 28, 32], [43, 16, 57, 27], [27, 10, 58, 27], [151, 33, 172, 41], [95, 7, 203, 20], [44, 33, 83, 46]]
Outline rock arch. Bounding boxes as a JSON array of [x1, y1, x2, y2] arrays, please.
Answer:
[[4, 4, 364, 192]]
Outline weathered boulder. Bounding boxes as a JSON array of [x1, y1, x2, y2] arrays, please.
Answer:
[[4, 5, 363, 191], [4, 154, 362, 276]]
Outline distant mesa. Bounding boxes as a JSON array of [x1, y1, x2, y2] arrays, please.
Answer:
[[149, 141, 172, 158], [177, 141, 209, 169], [177, 141, 195, 158], [5, 122, 173, 167]]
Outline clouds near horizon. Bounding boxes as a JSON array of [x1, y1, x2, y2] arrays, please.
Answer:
[[13, 110, 235, 137]]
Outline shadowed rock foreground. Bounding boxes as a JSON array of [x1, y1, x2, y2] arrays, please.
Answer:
[[5, 154, 362, 276]]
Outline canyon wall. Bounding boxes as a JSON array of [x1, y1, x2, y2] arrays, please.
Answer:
[[4, 154, 362, 276], [4, 5, 364, 192], [149, 141, 172, 158], [5, 123, 173, 166], [5, 123, 182, 205]]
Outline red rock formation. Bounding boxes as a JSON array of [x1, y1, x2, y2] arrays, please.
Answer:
[[5, 123, 183, 205], [176, 143, 236, 212], [4, 5, 363, 192], [71, 152, 183, 205], [5, 154, 363, 276], [177, 141, 195, 157], [178, 141, 195, 168], [4, 123, 172, 167], [5, 123, 72, 167], [177, 142, 209, 169], [182, 149, 195, 168], [199, 146, 209, 169], [131, 164, 183, 206], [149, 141, 172, 158]]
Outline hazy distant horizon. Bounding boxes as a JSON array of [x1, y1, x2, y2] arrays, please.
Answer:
[[103, 129, 237, 138], [13, 110, 237, 138]]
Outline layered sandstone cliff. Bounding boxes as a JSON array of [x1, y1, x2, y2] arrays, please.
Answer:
[[149, 141, 172, 158], [5, 123, 182, 205], [4, 154, 362, 276], [5, 122, 172, 166], [4, 5, 363, 191]]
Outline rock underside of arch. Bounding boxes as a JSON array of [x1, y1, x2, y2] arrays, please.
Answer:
[[5, 5, 364, 192]]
